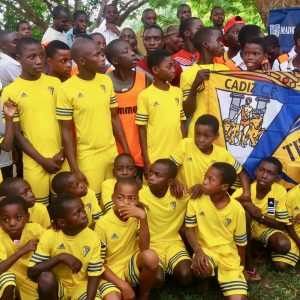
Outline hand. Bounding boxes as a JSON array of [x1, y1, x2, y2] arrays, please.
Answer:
[[243, 202, 262, 220], [52, 150, 65, 166], [20, 239, 39, 255], [120, 282, 135, 300], [59, 253, 82, 273], [119, 205, 146, 220], [189, 184, 203, 199], [262, 60, 272, 73], [3, 99, 17, 118], [73, 170, 89, 186], [294, 214, 300, 224], [40, 157, 62, 174], [192, 69, 210, 88], [193, 249, 210, 275], [170, 179, 187, 198], [106, 23, 120, 35]]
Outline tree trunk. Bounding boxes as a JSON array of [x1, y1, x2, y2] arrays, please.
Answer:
[[255, 0, 300, 26]]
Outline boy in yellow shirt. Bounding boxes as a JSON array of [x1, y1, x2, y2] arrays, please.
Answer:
[[185, 163, 248, 299], [233, 157, 292, 271], [135, 49, 186, 177], [140, 159, 192, 286], [95, 178, 158, 300], [0, 195, 44, 300], [28, 193, 104, 299], [0, 178, 51, 229]]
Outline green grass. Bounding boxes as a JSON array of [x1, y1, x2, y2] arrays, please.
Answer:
[[154, 264, 300, 300]]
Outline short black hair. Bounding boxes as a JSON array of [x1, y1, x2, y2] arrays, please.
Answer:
[[177, 4, 191, 16], [103, 4, 118, 14], [142, 8, 156, 19], [16, 20, 30, 31], [210, 6, 224, 15], [257, 156, 283, 175], [245, 36, 268, 53], [45, 40, 70, 58], [16, 36, 40, 55], [105, 38, 126, 64], [0, 177, 24, 196], [264, 34, 280, 49], [179, 17, 200, 38], [0, 195, 28, 214], [52, 5, 68, 19], [238, 24, 262, 48], [75, 33, 93, 40], [211, 162, 237, 188], [143, 24, 163, 38], [73, 10, 87, 21], [0, 30, 16, 43], [293, 22, 300, 44], [153, 159, 177, 179], [193, 26, 221, 51], [147, 48, 171, 70], [113, 153, 135, 169], [51, 171, 73, 195], [195, 114, 219, 134], [114, 177, 138, 193]]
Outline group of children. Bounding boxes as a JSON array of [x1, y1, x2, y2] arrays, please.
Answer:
[[0, 4, 299, 300]]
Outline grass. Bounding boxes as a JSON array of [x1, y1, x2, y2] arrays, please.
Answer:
[[154, 263, 300, 300]]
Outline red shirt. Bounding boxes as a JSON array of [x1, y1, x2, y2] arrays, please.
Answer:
[[173, 49, 200, 70]]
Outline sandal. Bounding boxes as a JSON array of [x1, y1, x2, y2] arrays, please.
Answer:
[[246, 268, 261, 281]]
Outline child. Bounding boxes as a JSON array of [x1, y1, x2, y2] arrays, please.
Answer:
[[243, 37, 268, 71], [0, 178, 50, 229], [56, 37, 129, 201], [45, 40, 72, 82], [28, 193, 103, 299], [136, 49, 186, 177], [185, 163, 248, 299], [233, 157, 292, 271], [2, 37, 66, 206], [140, 159, 192, 286], [51, 171, 102, 227], [101, 153, 137, 213], [0, 195, 44, 299], [170, 114, 250, 199], [180, 27, 229, 138], [95, 178, 158, 300]]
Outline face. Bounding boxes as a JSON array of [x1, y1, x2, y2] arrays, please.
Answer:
[[104, 5, 119, 24], [120, 29, 137, 51], [18, 43, 45, 77], [18, 23, 32, 36], [113, 183, 139, 220], [115, 41, 137, 69], [91, 34, 106, 53], [189, 19, 203, 39], [153, 56, 176, 82], [225, 24, 244, 48], [113, 156, 136, 179], [255, 161, 280, 189], [194, 124, 217, 153], [206, 29, 225, 57], [178, 5, 192, 21], [47, 49, 72, 80], [142, 11, 157, 28], [74, 14, 88, 33], [202, 167, 226, 195], [54, 12, 70, 32], [80, 41, 105, 72], [243, 43, 266, 71], [13, 180, 35, 207], [143, 28, 164, 53], [148, 163, 171, 192], [165, 33, 184, 53], [67, 174, 88, 197], [0, 204, 28, 240], [211, 8, 225, 27], [61, 198, 88, 232], [0, 32, 19, 57]]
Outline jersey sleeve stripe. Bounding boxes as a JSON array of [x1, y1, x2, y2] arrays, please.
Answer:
[[169, 156, 181, 167], [184, 215, 197, 225], [104, 201, 113, 213]]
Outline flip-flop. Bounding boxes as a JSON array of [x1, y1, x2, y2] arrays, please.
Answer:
[[246, 268, 261, 281]]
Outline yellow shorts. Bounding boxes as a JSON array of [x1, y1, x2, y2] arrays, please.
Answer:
[[78, 146, 117, 200], [24, 159, 69, 206], [99, 252, 140, 298], [0, 272, 16, 297], [18, 277, 39, 299], [152, 240, 191, 275], [201, 245, 247, 297], [57, 279, 101, 300], [271, 235, 300, 266], [251, 222, 282, 247]]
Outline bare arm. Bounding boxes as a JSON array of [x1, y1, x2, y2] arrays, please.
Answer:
[[87, 276, 101, 300], [185, 226, 202, 254], [260, 216, 286, 231], [286, 225, 300, 249], [180, 120, 186, 138], [237, 245, 246, 267], [138, 125, 150, 177], [237, 169, 251, 201]]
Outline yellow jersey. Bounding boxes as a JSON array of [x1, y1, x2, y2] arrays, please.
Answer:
[[170, 138, 242, 188], [94, 209, 139, 277], [139, 186, 189, 247], [185, 194, 247, 248], [2, 74, 62, 165], [29, 227, 103, 288], [0, 223, 44, 284], [56, 74, 118, 156], [286, 184, 300, 235], [100, 178, 116, 213], [135, 84, 186, 163], [29, 203, 51, 229], [180, 63, 229, 138], [82, 188, 103, 225]]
